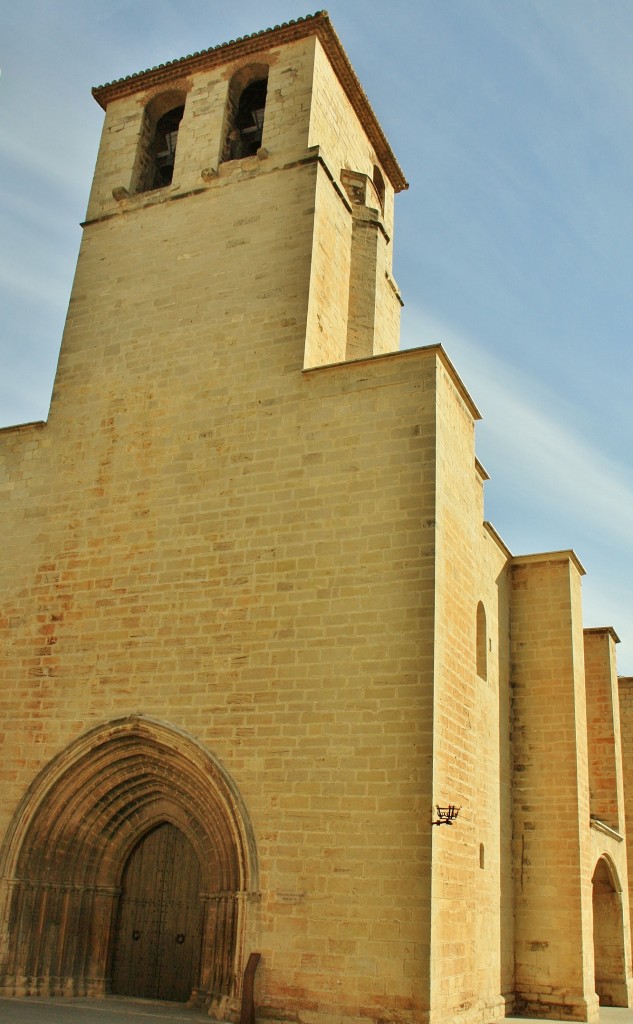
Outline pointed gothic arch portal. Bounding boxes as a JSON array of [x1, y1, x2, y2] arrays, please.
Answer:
[[592, 856, 628, 1006], [0, 717, 258, 1012]]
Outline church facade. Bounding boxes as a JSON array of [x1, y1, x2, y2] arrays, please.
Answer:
[[1, 12, 632, 1024]]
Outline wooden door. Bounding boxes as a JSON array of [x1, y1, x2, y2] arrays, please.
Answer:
[[111, 822, 202, 1001]]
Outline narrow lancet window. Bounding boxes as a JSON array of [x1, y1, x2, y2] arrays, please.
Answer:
[[372, 165, 386, 211], [476, 601, 488, 680]]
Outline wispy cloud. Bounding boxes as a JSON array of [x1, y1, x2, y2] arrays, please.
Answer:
[[0, 133, 90, 198], [404, 305, 633, 552], [0, 260, 71, 311], [404, 303, 633, 671]]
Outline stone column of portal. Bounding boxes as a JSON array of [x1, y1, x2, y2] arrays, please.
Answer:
[[85, 886, 121, 997], [511, 552, 598, 1023]]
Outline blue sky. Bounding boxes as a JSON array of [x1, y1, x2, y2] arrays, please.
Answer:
[[2, 1, 632, 672]]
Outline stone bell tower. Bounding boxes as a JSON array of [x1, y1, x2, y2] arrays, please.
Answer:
[[2, 14, 444, 1023], [68, 10, 407, 423]]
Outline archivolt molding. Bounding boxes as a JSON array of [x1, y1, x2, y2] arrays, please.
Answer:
[[2, 715, 257, 889], [0, 716, 258, 1001]]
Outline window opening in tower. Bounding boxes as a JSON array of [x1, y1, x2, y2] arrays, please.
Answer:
[[153, 105, 185, 187], [231, 80, 267, 159]]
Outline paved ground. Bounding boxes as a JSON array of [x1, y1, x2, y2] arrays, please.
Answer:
[[594, 1012, 633, 1024], [0, 996, 212, 1023], [0, 1000, 632, 1024]]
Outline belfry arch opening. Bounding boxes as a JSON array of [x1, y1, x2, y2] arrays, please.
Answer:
[[0, 717, 258, 1008], [592, 856, 628, 1006], [135, 91, 186, 192], [221, 65, 269, 162]]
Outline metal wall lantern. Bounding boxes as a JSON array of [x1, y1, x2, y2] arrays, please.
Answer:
[[432, 804, 461, 826]]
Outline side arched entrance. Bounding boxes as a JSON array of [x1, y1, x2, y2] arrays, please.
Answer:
[[0, 717, 258, 1011], [592, 856, 628, 1006]]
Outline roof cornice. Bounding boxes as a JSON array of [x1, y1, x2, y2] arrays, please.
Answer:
[[511, 549, 587, 577], [584, 625, 620, 644], [92, 11, 408, 193]]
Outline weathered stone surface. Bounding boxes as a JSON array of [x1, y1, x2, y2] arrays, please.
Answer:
[[0, 13, 630, 1024]]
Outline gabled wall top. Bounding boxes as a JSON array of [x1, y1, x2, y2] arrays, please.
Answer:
[[91, 11, 408, 192]]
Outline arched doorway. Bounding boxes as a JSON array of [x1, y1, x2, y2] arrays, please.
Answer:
[[592, 856, 628, 1006], [111, 823, 202, 1001], [0, 717, 258, 1012]]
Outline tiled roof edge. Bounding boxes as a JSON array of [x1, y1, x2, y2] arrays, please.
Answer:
[[91, 11, 408, 192]]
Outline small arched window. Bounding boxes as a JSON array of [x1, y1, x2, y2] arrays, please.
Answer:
[[372, 165, 386, 212], [135, 92, 186, 194], [221, 65, 269, 163], [476, 601, 487, 680]]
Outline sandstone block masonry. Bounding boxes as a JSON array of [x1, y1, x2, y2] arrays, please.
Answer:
[[1, 13, 631, 1024]]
